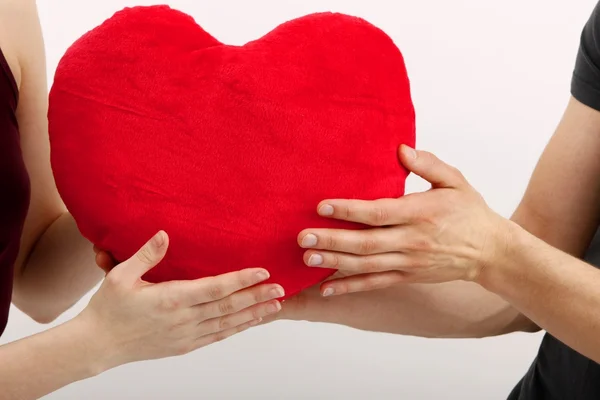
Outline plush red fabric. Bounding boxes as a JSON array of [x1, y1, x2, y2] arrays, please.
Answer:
[[48, 5, 415, 299]]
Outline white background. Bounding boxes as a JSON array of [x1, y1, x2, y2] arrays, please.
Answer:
[[2, 0, 596, 398]]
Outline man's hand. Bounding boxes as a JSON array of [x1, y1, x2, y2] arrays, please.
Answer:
[[296, 144, 512, 296]]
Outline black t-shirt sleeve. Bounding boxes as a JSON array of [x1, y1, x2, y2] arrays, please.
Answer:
[[572, 1, 600, 111]]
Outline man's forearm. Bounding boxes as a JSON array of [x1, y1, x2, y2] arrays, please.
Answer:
[[12, 213, 104, 322], [286, 279, 533, 338], [0, 315, 109, 400], [281, 208, 546, 338], [481, 221, 600, 364]]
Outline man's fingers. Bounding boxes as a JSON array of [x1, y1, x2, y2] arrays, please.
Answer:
[[315, 197, 419, 226], [320, 271, 408, 296], [398, 144, 467, 189], [302, 250, 413, 273], [164, 267, 272, 307], [112, 230, 169, 284], [194, 283, 285, 320], [298, 224, 431, 256]]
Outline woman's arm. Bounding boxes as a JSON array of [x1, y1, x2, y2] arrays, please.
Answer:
[[280, 95, 600, 340], [0, 314, 107, 399], [3, 0, 104, 322], [1, 231, 285, 400]]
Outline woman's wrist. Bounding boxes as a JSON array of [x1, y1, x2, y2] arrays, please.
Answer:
[[54, 312, 121, 378]]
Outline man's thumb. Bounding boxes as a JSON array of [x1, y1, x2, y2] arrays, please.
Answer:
[[398, 144, 465, 189]]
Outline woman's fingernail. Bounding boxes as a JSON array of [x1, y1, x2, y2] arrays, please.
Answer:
[[249, 318, 262, 326], [267, 301, 282, 314], [152, 231, 165, 248], [322, 288, 335, 297], [301, 234, 318, 247], [318, 204, 334, 216], [270, 286, 285, 298], [256, 270, 270, 281], [308, 254, 323, 266], [402, 145, 417, 159]]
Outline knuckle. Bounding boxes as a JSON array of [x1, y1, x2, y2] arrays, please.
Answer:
[[217, 298, 236, 315], [213, 331, 228, 343], [411, 238, 432, 252], [218, 315, 232, 330], [411, 257, 430, 269], [237, 275, 251, 289], [104, 270, 122, 288], [368, 207, 389, 225], [253, 289, 263, 304], [207, 283, 224, 300], [449, 165, 466, 183], [325, 235, 338, 250], [342, 205, 353, 220], [329, 253, 342, 268], [136, 245, 155, 265], [161, 296, 181, 311], [358, 238, 378, 255]]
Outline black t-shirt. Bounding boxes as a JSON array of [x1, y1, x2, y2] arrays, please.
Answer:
[[508, 2, 600, 399]]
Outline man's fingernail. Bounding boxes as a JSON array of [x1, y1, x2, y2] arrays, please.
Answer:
[[402, 145, 417, 159], [322, 288, 335, 297], [318, 204, 334, 216], [301, 234, 318, 247], [307, 254, 323, 266]]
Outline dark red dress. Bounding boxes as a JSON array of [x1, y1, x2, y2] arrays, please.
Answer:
[[0, 48, 31, 336]]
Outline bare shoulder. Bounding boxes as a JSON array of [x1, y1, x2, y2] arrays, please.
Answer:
[[0, 0, 44, 90]]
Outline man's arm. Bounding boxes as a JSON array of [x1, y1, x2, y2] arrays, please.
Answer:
[[280, 0, 600, 336], [5, 0, 103, 323], [282, 94, 600, 338]]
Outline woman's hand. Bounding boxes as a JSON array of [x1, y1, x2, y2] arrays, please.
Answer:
[[297, 145, 513, 296], [92, 244, 115, 274], [79, 230, 284, 371]]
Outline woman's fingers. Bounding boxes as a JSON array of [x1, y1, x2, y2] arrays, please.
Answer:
[[192, 317, 263, 350], [161, 267, 273, 308], [195, 282, 285, 320], [95, 250, 115, 274], [197, 297, 282, 336], [303, 249, 416, 274], [319, 271, 408, 296]]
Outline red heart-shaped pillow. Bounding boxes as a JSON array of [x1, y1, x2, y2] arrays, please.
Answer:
[[48, 5, 415, 299]]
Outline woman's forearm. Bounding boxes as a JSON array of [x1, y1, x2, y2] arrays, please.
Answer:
[[481, 221, 600, 363], [0, 315, 109, 400], [12, 213, 104, 322]]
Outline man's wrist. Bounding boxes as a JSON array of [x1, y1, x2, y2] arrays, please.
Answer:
[[475, 218, 536, 297]]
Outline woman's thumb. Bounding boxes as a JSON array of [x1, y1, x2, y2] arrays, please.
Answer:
[[114, 230, 169, 284]]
